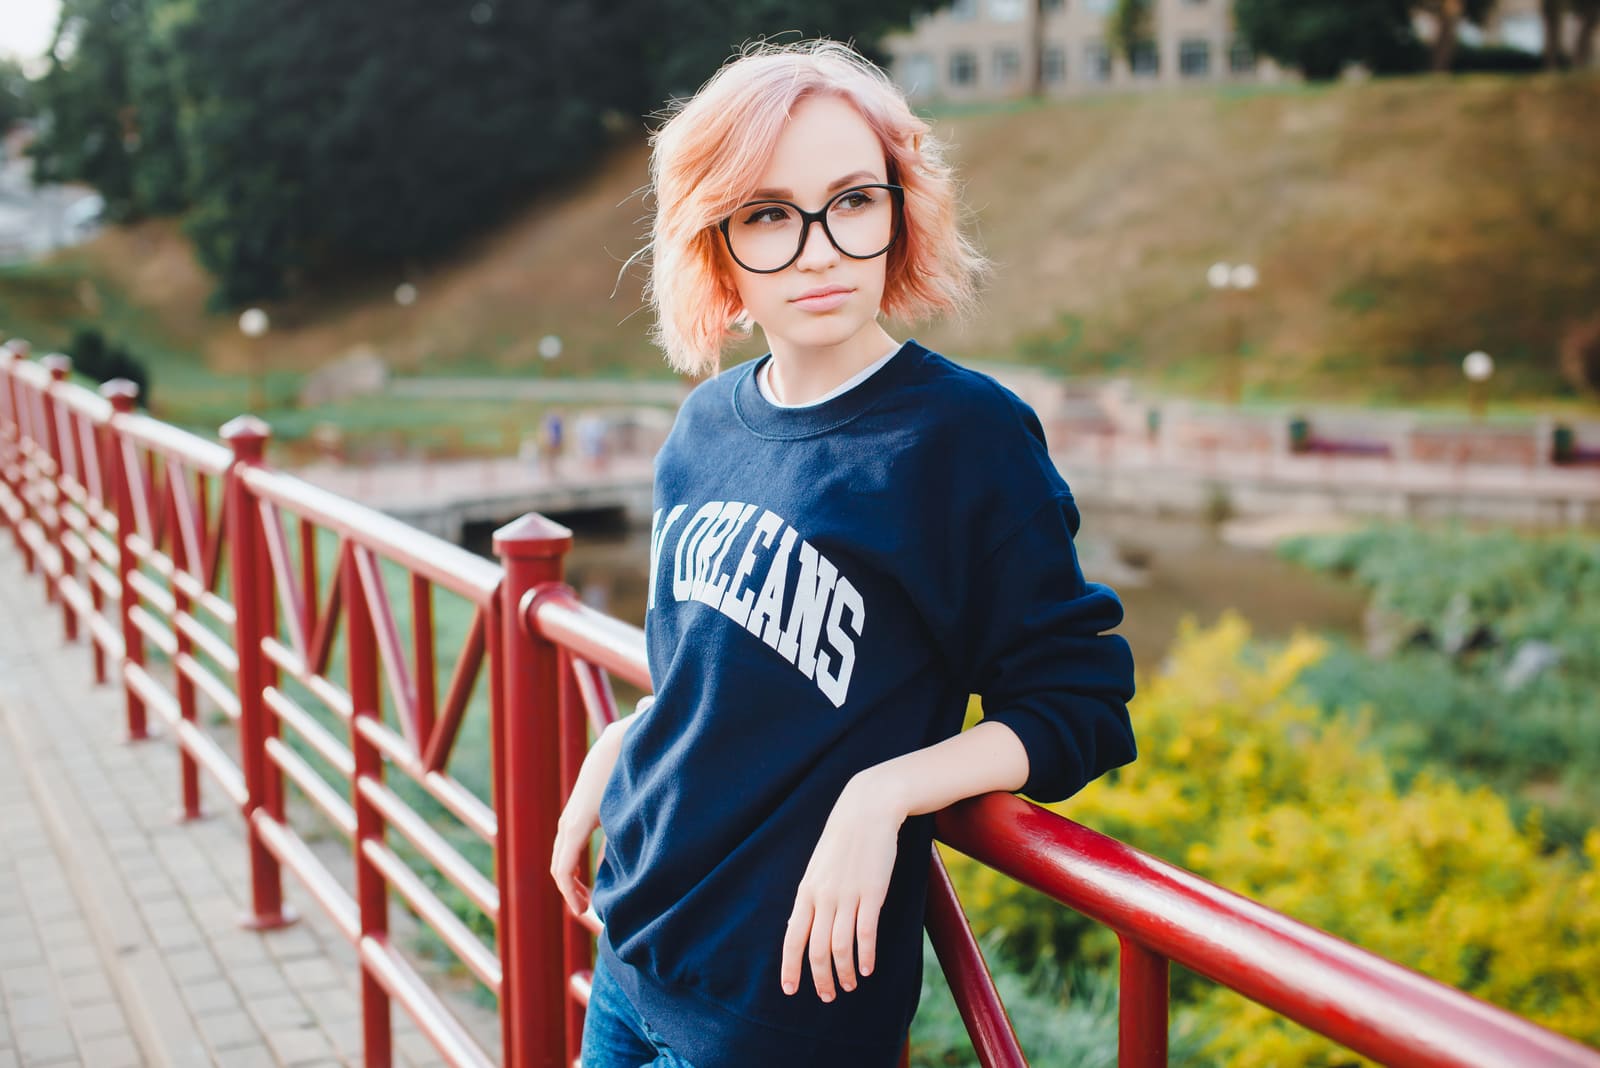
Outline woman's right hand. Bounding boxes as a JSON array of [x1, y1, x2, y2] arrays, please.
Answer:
[[549, 710, 639, 919]]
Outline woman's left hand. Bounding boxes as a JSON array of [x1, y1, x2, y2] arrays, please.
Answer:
[[780, 768, 908, 1002]]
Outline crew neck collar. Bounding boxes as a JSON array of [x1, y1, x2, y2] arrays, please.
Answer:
[[733, 338, 927, 440]]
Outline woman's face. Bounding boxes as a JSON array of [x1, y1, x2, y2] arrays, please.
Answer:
[[720, 93, 893, 363]]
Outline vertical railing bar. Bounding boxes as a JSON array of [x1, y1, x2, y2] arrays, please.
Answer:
[[222, 414, 294, 930], [104, 383, 149, 740], [557, 651, 589, 1057], [412, 573, 437, 752], [345, 529, 395, 1068], [1117, 935, 1170, 1067], [493, 514, 574, 1068]]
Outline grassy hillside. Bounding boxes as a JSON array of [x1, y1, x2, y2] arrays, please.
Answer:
[[2, 71, 1597, 420]]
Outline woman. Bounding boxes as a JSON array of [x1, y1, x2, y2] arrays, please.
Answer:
[[551, 38, 1138, 1068]]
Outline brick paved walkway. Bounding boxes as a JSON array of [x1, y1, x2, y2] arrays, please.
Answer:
[[0, 539, 491, 1067]]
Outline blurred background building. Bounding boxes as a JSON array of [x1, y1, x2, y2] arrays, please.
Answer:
[[884, 0, 1596, 101]]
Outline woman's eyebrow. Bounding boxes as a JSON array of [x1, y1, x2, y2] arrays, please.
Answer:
[[748, 170, 882, 201]]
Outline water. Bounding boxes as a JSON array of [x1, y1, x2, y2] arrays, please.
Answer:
[[490, 508, 1366, 673]]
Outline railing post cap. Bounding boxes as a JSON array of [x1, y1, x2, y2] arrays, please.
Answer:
[[492, 512, 574, 559], [220, 414, 272, 460], [40, 353, 72, 379], [99, 378, 140, 411]]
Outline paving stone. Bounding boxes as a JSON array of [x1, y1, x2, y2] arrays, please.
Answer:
[[180, 978, 242, 1016], [9, 1026, 77, 1065], [58, 973, 113, 1008], [197, 1008, 261, 1051], [267, 1024, 338, 1066], [282, 957, 344, 992], [67, 998, 130, 1041], [73, 1034, 142, 1068]]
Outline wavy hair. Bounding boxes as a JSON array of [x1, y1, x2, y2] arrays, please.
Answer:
[[634, 39, 988, 378]]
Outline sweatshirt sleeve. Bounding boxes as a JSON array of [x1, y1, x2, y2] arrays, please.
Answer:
[[963, 491, 1137, 804]]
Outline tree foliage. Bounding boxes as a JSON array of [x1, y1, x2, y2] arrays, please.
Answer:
[[0, 58, 34, 132], [1232, 0, 1423, 80], [1106, 0, 1155, 67]]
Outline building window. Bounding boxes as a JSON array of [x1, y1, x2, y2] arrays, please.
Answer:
[[949, 50, 978, 86], [1179, 38, 1211, 78], [1084, 40, 1111, 82], [993, 47, 1022, 85], [989, 0, 1026, 21], [900, 52, 937, 95], [1042, 0, 1066, 11], [1131, 40, 1160, 77], [1228, 38, 1256, 73], [1043, 45, 1067, 84], [1084, 0, 1113, 13], [1181, 0, 1208, 5], [949, 0, 979, 21]]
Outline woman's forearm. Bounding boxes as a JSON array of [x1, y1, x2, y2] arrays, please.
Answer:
[[862, 720, 1030, 821]]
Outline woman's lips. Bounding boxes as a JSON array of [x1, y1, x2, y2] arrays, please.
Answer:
[[791, 289, 852, 312]]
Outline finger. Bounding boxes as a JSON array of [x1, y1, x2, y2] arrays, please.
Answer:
[[855, 894, 882, 978], [808, 900, 837, 1002], [780, 898, 812, 996], [831, 900, 858, 992]]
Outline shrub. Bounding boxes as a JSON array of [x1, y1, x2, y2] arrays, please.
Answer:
[[948, 617, 1599, 1064]]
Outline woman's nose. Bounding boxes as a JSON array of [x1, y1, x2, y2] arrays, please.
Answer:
[[794, 217, 840, 269]]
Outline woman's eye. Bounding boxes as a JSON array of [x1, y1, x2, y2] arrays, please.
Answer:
[[836, 190, 875, 211], [743, 205, 790, 225]]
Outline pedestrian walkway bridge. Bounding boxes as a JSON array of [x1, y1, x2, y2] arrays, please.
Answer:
[[3, 339, 1598, 1067]]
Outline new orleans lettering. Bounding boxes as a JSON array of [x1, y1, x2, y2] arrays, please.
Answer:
[[650, 501, 865, 708]]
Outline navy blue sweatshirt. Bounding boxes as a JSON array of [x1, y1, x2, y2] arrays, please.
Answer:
[[592, 339, 1137, 1067]]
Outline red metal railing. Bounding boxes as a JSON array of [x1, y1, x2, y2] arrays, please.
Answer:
[[2, 337, 1598, 1068]]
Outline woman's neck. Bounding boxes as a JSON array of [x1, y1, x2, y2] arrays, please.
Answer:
[[763, 324, 899, 406]]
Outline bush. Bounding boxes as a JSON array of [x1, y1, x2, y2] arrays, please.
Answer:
[[68, 327, 153, 408], [947, 618, 1600, 1064], [1279, 524, 1600, 848]]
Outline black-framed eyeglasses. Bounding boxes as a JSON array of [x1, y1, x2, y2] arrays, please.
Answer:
[[717, 183, 905, 274]]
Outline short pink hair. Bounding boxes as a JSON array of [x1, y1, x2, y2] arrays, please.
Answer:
[[637, 39, 988, 378]]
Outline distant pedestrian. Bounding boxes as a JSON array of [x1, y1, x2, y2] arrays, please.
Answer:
[[541, 411, 564, 475]]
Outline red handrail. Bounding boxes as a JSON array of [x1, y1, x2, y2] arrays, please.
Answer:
[[2, 337, 1597, 1068]]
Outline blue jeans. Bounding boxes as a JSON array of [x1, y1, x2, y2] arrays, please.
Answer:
[[580, 952, 698, 1068]]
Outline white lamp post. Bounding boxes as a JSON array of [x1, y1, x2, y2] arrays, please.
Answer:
[[1209, 262, 1258, 405], [238, 307, 270, 412], [1463, 350, 1493, 422]]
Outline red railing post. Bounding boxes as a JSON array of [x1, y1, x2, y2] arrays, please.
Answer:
[[84, 383, 115, 686], [1118, 935, 1170, 1067], [222, 414, 295, 930], [344, 543, 394, 1068], [0, 341, 24, 561], [39, 354, 71, 618], [555, 655, 589, 1056], [104, 381, 150, 741], [493, 513, 574, 1068]]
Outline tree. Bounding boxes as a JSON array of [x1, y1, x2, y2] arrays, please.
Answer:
[[1412, 0, 1497, 71], [1545, 0, 1600, 68], [1578, 0, 1600, 66], [0, 59, 34, 132], [1233, 0, 1420, 80], [28, 0, 188, 219], [29, 0, 142, 217], [598, 1, 938, 118], [1107, 0, 1155, 68]]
